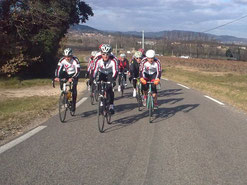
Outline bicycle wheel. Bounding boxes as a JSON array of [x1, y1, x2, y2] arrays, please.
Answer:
[[94, 89, 99, 102], [106, 106, 112, 124], [97, 100, 105, 133], [69, 100, 76, 116], [90, 92, 94, 105], [59, 92, 67, 122], [148, 95, 153, 123]]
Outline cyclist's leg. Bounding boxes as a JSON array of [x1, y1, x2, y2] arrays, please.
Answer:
[[71, 78, 78, 111], [107, 73, 115, 114], [132, 75, 137, 97], [150, 73, 158, 107], [124, 72, 127, 85]]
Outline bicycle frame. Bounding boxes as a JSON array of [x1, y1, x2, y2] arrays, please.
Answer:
[[146, 82, 154, 110]]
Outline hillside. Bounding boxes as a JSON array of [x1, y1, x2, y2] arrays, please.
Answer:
[[69, 25, 247, 45]]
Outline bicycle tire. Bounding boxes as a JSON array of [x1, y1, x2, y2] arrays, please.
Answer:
[[90, 92, 94, 105], [106, 110, 111, 125], [97, 100, 105, 133], [95, 89, 99, 102], [148, 95, 153, 123], [59, 92, 67, 122], [70, 100, 75, 116]]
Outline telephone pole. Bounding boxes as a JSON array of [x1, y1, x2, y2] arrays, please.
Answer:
[[142, 30, 145, 49]]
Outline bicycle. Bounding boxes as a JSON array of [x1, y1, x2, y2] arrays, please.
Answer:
[[53, 78, 75, 123], [146, 82, 155, 123], [90, 80, 99, 105], [132, 77, 142, 111], [119, 71, 128, 97], [97, 81, 112, 133]]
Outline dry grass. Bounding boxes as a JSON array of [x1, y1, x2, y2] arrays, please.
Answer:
[[163, 65, 247, 113]]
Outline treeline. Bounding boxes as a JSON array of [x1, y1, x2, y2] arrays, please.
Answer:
[[0, 0, 93, 77]]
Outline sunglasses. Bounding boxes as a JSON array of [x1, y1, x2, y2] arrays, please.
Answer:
[[136, 57, 142, 59], [102, 53, 110, 56]]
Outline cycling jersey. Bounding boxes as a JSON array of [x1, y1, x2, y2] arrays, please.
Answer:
[[55, 56, 80, 78], [140, 57, 161, 79], [93, 55, 118, 79], [130, 58, 140, 78], [118, 58, 129, 71]]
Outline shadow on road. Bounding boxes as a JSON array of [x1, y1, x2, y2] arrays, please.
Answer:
[[151, 103, 200, 123], [158, 88, 183, 97]]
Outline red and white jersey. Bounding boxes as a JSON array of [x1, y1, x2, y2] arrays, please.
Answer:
[[55, 56, 80, 78], [87, 56, 95, 73], [93, 55, 118, 79], [140, 57, 161, 79]]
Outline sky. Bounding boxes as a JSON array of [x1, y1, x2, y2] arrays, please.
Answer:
[[85, 0, 247, 39]]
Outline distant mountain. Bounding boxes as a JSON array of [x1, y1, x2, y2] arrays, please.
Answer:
[[69, 25, 247, 45], [70, 25, 100, 33]]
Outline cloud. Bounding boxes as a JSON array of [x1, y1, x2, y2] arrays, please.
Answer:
[[85, 0, 247, 38]]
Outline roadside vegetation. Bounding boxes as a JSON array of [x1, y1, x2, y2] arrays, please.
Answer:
[[0, 50, 88, 143], [160, 56, 247, 112]]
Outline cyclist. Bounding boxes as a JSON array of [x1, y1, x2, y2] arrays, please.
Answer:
[[138, 48, 146, 58], [93, 44, 118, 114], [118, 53, 129, 92], [86, 50, 97, 91], [129, 51, 142, 97], [140, 49, 161, 108], [54, 48, 81, 112]]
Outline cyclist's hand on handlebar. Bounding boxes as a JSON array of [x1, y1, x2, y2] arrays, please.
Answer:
[[140, 77, 147, 85], [68, 78, 73, 82], [54, 77, 60, 82], [154, 78, 160, 85]]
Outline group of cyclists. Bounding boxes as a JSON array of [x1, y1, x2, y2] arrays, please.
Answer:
[[54, 44, 162, 115]]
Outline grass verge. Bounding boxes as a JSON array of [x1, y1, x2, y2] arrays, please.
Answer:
[[164, 66, 247, 112], [0, 77, 52, 89], [0, 95, 58, 141]]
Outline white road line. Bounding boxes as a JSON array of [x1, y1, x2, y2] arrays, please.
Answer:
[[177, 83, 190, 89], [76, 97, 88, 107], [0, 126, 47, 154], [161, 77, 169, 81], [204, 95, 225, 105]]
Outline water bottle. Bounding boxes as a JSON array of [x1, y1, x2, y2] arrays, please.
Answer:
[[67, 91, 72, 101]]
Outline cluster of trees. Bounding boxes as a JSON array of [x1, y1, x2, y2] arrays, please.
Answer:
[[0, 0, 93, 77]]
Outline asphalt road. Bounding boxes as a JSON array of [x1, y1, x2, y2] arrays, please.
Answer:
[[1, 79, 247, 185]]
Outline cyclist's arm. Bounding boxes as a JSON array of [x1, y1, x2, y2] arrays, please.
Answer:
[[71, 57, 81, 79], [55, 58, 64, 78], [112, 58, 118, 80], [155, 59, 162, 79], [93, 58, 100, 78]]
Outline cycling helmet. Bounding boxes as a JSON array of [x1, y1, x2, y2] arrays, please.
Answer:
[[100, 44, 112, 54], [120, 53, 126, 58], [134, 51, 142, 58], [91, 51, 97, 57], [146, 49, 155, 58], [64, 48, 73, 56]]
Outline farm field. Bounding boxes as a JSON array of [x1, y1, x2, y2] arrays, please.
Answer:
[[158, 56, 247, 112]]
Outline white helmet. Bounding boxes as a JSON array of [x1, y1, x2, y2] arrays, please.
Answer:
[[134, 51, 142, 58], [91, 51, 97, 57], [146, 50, 155, 58], [100, 44, 112, 54], [63, 48, 73, 56], [120, 53, 126, 58]]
